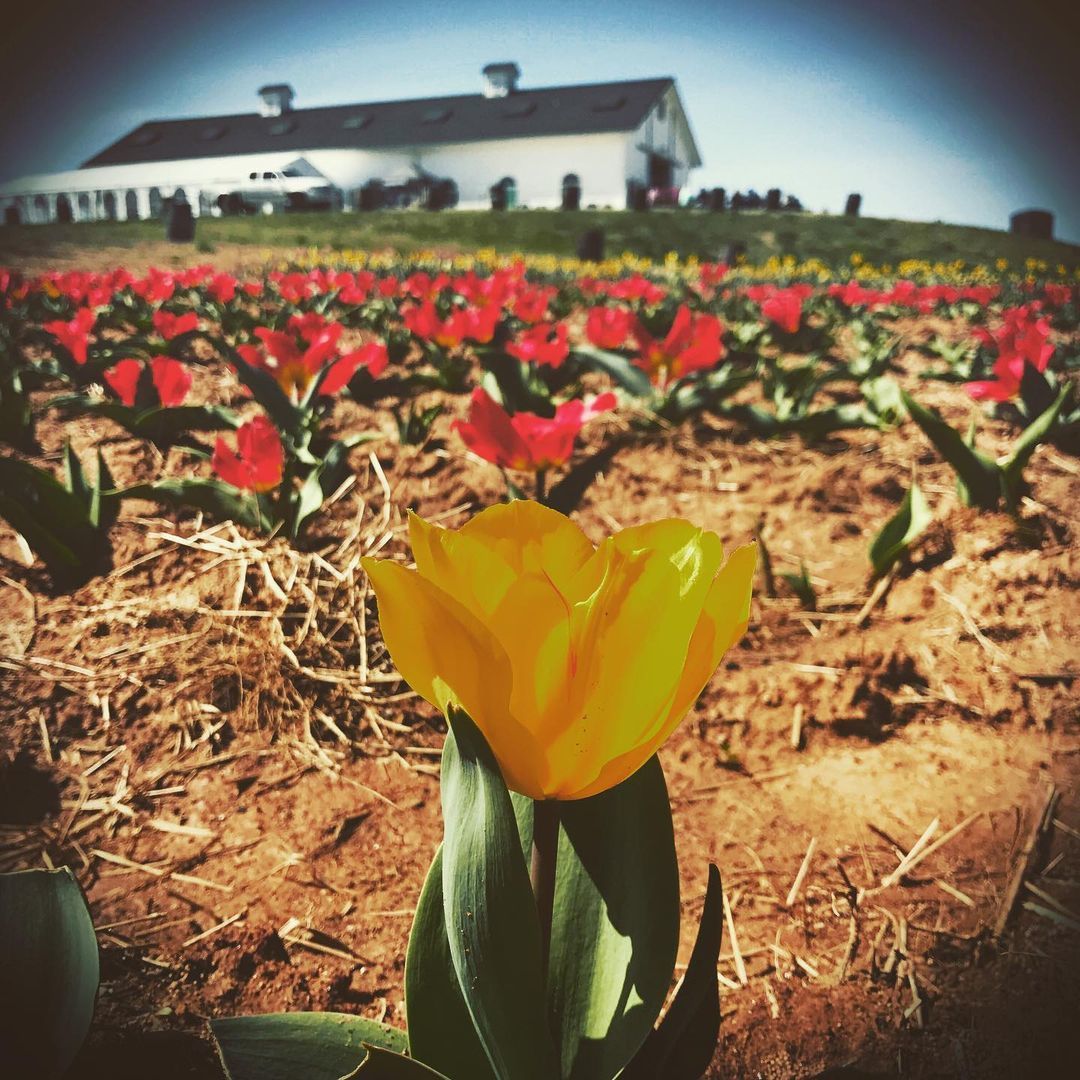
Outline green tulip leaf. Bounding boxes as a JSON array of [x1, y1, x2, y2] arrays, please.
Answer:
[[404, 846, 498, 1080], [548, 754, 681, 1080], [52, 396, 239, 440], [291, 433, 378, 538], [571, 344, 654, 397], [1000, 384, 1069, 511], [228, 345, 305, 435], [344, 1044, 451, 1078], [0, 454, 112, 582], [868, 479, 933, 577], [121, 477, 267, 530], [901, 391, 1002, 509], [210, 1012, 407, 1080], [440, 706, 559, 1080], [621, 864, 724, 1080], [1018, 361, 1057, 422], [0, 867, 100, 1080]]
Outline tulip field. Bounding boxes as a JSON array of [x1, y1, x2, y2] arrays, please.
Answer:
[[1, 239, 1079, 1077]]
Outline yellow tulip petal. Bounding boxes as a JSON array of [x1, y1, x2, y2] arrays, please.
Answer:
[[457, 500, 596, 592], [411, 507, 582, 734], [637, 541, 757, 750], [409, 511, 518, 622], [545, 525, 725, 797], [564, 543, 756, 801], [361, 556, 548, 797]]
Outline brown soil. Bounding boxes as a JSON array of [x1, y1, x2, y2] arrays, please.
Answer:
[[1, 289, 1079, 1079]]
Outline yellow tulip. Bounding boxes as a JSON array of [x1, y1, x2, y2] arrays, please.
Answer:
[[362, 501, 756, 801]]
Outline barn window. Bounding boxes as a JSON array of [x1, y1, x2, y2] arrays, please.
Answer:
[[421, 107, 453, 125], [102, 191, 117, 220], [33, 195, 49, 222], [200, 123, 228, 141], [262, 172, 275, 180], [78, 192, 92, 218], [561, 174, 581, 211], [591, 95, 627, 113], [148, 188, 163, 217], [56, 194, 73, 223], [130, 129, 161, 146], [657, 98, 667, 121], [267, 118, 297, 135], [125, 190, 139, 219], [502, 102, 537, 119], [342, 113, 372, 130], [490, 176, 517, 210]]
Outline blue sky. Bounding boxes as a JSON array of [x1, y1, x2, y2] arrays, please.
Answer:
[[2, 0, 1077, 241]]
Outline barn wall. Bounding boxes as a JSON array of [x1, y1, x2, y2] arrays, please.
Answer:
[[417, 132, 631, 209], [625, 86, 698, 195], [0, 131, 643, 220]]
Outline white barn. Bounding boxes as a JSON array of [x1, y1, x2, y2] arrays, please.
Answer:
[[0, 65, 702, 224]]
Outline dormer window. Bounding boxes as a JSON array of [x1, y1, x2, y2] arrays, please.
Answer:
[[421, 107, 452, 124]]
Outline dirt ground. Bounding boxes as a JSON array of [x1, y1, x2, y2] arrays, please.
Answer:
[[1, 255, 1079, 1078]]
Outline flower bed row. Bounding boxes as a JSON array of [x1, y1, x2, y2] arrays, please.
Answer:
[[0, 256, 1077, 586]]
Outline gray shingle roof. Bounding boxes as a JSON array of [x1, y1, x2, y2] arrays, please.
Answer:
[[83, 78, 674, 167]]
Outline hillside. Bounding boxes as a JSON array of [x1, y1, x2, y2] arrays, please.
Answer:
[[2, 208, 1078, 270]]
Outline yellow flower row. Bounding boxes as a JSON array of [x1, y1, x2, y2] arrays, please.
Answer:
[[285, 245, 1079, 286]]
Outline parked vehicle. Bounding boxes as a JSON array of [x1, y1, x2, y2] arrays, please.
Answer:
[[214, 169, 339, 215]]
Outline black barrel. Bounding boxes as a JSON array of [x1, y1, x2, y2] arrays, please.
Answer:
[[576, 228, 605, 262], [166, 193, 195, 242], [1010, 209, 1054, 240]]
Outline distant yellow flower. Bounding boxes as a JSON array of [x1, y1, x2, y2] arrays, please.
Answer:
[[363, 502, 755, 801]]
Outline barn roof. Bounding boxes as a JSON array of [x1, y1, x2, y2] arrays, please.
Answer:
[[83, 78, 678, 168]]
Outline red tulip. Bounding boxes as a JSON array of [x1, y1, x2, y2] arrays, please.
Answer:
[[150, 356, 192, 407], [403, 301, 500, 348], [212, 416, 284, 492], [506, 322, 569, 368], [131, 269, 176, 304], [586, 306, 634, 350], [453, 388, 615, 471], [287, 311, 331, 343], [104, 356, 192, 408], [271, 272, 313, 304], [207, 273, 238, 305], [966, 306, 1054, 402], [239, 323, 385, 400], [605, 274, 667, 305], [633, 305, 725, 387], [43, 307, 96, 364], [760, 289, 803, 335], [103, 359, 143, 406], [512, 286, 555, 324], [320, 342, 389, 395], [242, 325, 343, 401], [152, 309, 199, 341]]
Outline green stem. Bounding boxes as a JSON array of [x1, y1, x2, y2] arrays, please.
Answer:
[[530, 798, 560, 978], [250, 488, 263, 533]]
